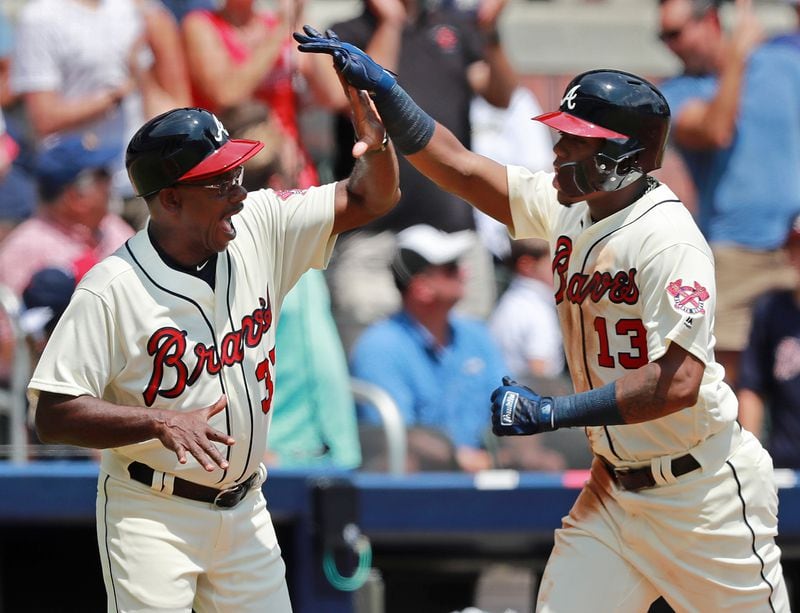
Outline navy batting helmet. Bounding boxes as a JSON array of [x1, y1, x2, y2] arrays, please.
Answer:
[[534, 69, 671, 195], [126, 107, 264, 198]]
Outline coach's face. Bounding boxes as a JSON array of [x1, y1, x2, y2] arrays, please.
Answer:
[[172, 166, 248, 257], [552, 133, 603, 205]]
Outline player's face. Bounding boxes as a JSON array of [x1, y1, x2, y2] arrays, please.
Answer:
[[173, 167, 247, 256], [552, 132, 603, 205]]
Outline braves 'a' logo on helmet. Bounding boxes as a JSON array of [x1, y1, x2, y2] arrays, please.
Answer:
[[561, 84, 581, 110]]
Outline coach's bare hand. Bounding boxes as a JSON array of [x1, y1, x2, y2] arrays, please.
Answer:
[[341, 77, 388, 158], [155, 395, 235, 471]]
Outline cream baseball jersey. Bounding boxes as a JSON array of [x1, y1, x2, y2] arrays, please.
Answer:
[[28, 183, 337, 487], [507, 166, 739, 463]]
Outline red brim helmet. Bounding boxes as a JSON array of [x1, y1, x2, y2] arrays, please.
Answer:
[[126, 107, 265, 198]]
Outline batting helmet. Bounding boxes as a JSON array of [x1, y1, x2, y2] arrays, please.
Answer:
[[126, 107, 264, 198], [534, 69, 671, 195]]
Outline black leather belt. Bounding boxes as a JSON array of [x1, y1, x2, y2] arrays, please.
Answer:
[[601, 454, 701, 492], [128, 461, 258, 509]]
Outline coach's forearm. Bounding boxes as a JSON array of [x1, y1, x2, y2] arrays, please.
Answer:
[[35, 392, 168, 449], [346, 144, 401, 217]]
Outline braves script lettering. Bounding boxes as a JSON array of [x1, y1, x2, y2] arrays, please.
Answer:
[[552, 236, 639, 305], [143, 295, 273, 406]]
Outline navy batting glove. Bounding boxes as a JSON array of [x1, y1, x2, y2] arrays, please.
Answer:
[[294, 25, 397, 96], [490, 376, 556, 436]]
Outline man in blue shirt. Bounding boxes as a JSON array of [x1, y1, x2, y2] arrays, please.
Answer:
[[350, 224, 507, 473], [658, 0, 800, 386]]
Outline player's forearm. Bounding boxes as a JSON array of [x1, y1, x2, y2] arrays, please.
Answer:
[[35, 392, 169, 449], [615, 355, 702, 424]]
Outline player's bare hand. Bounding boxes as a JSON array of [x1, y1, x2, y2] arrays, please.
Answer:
[[155, 394, 235, 471], [340, 74, 389, 158]]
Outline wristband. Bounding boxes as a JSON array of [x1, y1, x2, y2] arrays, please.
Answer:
[[551, 382, 623, 429], [372, 83, 435, 155]]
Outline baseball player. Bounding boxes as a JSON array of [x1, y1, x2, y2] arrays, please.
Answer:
[[295, 28, 789, 611], [27, 85, 398, 611]]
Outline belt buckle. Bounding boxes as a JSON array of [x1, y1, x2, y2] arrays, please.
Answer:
[[611, 466, 631, 479], [212, 473, 256, 509], [213, 482, 247, 509]]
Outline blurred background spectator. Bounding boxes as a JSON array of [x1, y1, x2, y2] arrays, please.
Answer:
[[0, 10, 36, 247], [310, 0, 517, 352], [10, 0, 190, 229], [489, 237, 564, 383], [0, 107, 34, 245], [657, 0, 800, 387], [350, 225, 507, 473], [182, 0, 327, 191], [738, 211, 800, 470], [0, 134, 134, 296]]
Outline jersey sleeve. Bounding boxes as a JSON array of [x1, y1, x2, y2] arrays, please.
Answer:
[[506, 165, 560, 241], [28, 286, 125, 405], [638, 242, 717, 365], [243, 184, 337, 303]]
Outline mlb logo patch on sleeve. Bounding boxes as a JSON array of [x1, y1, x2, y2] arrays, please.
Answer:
[[666, 278, 709, 316]]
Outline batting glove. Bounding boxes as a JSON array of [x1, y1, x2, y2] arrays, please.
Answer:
[[294, 26, 397, 97], [490, 376, 556, 436]]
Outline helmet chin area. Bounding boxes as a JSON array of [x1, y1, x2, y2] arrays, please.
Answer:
[[559, 141, 646, 196]]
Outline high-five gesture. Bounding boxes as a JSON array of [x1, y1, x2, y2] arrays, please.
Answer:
[[294, 26, 397, 96]]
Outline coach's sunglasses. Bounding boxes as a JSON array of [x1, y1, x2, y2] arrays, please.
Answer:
[[175, 166, 245, 198]]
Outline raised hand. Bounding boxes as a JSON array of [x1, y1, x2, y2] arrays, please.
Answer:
[[294, 25, 397, 96], [155, 394, 236, 471], [490, 376, 555, 436], [340, 74, 389, 158], [729, 0, 763, 61]]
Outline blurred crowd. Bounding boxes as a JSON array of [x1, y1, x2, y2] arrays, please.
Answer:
[[1, 0, 800, 475]]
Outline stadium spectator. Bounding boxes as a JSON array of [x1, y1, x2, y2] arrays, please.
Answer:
[[737, 211, 800, 469], [0, 108, 35, 244], [658, 0, 800, 386], [0, 14, 37, 245], [0, 134, 134, 296], [308, 0, 517, 351], [350, 225, 507, 473], [489, 237, 564, 382], [10, 0, 190, 207], [182, 0, 321, 189]]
